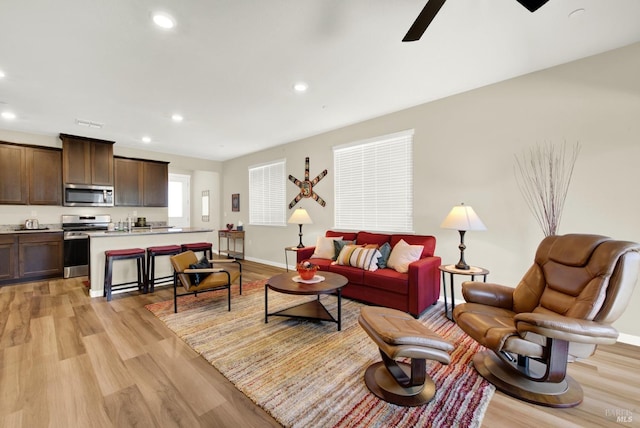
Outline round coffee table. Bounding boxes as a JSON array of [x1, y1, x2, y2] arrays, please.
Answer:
[[265, 271, 348, 331]]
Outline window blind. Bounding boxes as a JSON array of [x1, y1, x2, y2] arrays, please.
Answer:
[[333, 130, 413, 232], [249, 159, 286, 226]]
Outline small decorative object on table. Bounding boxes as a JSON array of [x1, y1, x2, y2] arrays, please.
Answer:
[[226, 223, 234, 230], [297, 260, 318, 280]]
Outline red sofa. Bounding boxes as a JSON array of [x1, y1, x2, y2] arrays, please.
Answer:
[[296, 230, 441, 317]]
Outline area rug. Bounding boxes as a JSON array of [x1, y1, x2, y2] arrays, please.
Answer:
[[146, 280, 495, 428]]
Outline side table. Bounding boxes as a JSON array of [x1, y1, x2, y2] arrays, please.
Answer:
[[284, 246, 301, 271], [438, 264, 489, 322], [218, 229, 245, 259]]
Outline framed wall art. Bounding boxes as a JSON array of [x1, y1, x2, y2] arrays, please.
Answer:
[[232, 193, 240, 212]]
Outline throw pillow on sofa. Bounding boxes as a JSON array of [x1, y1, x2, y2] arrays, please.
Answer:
[[333, 239, 355, 260], [312, 236, 343, 259], [377, 242, 392, 268], [335, 244, 381, 271], [387, 239, 423, 273]]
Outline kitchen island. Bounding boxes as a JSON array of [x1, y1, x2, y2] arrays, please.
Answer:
[[87, 227, 215, 298]]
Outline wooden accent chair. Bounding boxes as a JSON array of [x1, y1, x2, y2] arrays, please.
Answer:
[[453, 234, 640, 407], [169, 251, 242, 313]]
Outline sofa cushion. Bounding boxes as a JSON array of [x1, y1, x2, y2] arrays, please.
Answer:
[[387, 239, 423, 273], [335, 245, 381, 271], [308, 257, 333, 270], [356, 231, 391, 247], [326, 230, 358, 241], [328, 263, 365, 284], [312, 235, 343, 259], [363, 269, 409, 295], [391, 234, 436, 258]]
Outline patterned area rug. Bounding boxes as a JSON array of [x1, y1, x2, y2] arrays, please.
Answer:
[[146, 280, 494, 428]]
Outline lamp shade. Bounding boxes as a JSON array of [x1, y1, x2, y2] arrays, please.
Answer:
[[441, 203, 486, 231], [288, 208, 313, 225]]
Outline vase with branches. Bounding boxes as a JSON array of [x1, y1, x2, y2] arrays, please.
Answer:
[[514, 142, 581, 236]]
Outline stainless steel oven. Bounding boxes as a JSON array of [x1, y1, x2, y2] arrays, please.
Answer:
[[62, 214, 111, 278]]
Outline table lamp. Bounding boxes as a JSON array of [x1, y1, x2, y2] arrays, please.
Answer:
[[440, 203, 486, 270], [288, 208, 313, 248]]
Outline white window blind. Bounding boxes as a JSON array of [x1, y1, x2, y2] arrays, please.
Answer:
[[249, 159, 286, 226], [333, 130, 413, 232]]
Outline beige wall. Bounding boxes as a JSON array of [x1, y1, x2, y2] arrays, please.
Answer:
[[221, 42, 640, 338]]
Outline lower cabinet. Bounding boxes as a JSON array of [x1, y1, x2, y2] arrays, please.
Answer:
[[0, 232, 63, 285], [0, 235, 17, 281]]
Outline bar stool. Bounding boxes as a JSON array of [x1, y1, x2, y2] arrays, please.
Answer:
[[104, 248, 147, 302], [181, 242, 213, 260], [146, 244, 182, 293]]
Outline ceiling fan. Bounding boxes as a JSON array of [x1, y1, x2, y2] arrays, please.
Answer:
[[402, 0, 550, 42]]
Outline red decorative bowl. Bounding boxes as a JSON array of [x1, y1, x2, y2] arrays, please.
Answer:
[[297, 262, 318, 280]]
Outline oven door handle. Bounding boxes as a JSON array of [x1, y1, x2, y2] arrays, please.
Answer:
[[64, 234, 89, 240]]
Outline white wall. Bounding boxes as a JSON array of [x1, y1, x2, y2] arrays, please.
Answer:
[[220, 42, 640, 337]]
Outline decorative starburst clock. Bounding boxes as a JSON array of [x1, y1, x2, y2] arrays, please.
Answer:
[[288, 157, 327, 208]]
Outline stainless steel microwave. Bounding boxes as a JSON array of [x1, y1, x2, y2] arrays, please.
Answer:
[[64, 184, 114, 207]]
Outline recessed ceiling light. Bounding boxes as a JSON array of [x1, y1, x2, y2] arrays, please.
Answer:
[[153, 12, 176, 29], [171, 113, 183, 122], [1, 111, 16, 120], [142, 136, 151, 143], [293, 82, 308, 93]]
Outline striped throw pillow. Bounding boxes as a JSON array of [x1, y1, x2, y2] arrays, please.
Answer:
[[335, 244, 381, 271]]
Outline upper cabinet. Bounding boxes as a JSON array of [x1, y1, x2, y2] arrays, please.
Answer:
[[143, 160, 168, 207], [28, 147, 62, 205], [114, 156, 168, 207], [60, 134, 114, 186], [0, 143, 28, 204], [0, 142, 62, 205]]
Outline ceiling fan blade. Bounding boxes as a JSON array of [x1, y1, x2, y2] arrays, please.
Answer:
[[516, 0, 549, 12], [402, 0, 448, 42]]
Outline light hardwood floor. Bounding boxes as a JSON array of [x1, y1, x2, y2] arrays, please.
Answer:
[[0, 260, 638, 427]]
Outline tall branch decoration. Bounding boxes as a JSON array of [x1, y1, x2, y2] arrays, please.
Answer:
[[514, 141, 580, 236]]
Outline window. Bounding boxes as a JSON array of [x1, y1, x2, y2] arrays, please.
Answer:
[[333, 130, 413, 232], [168, 173, 190, 227], [249, 159, 286, 226]]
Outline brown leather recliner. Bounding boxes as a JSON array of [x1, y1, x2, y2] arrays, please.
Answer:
[[453, 234, 640, 407]]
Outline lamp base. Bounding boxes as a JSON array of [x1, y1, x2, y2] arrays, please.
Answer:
[[456, 230, 470, 270], [297, 224, 304, 248]]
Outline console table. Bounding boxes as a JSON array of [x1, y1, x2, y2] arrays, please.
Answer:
[[218, 229, 245, 259]]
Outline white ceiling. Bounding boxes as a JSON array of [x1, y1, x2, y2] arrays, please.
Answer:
[[1, 0, 639, 161]]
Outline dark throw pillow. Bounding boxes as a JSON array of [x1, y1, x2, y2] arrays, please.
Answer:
[[189, 257, 211, 285], [377, 242, 392, 268]]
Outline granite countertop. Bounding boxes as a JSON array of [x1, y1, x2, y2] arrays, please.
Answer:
[[87, 227, 214, 237], [0, 226, 63, 234]]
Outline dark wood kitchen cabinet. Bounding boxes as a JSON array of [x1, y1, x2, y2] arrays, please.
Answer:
[[114, 157, 143, 206], [61, 134, 114, 186], [0, 142, 61, 205], [18, 232, 64, 279], [0, 232, 63, 285], [143, 160, 168, 207], [115, 156, 168, 207], [0, 235, 18, 282], [0, 143, 28, 204], [27, 146, 62, 205]]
